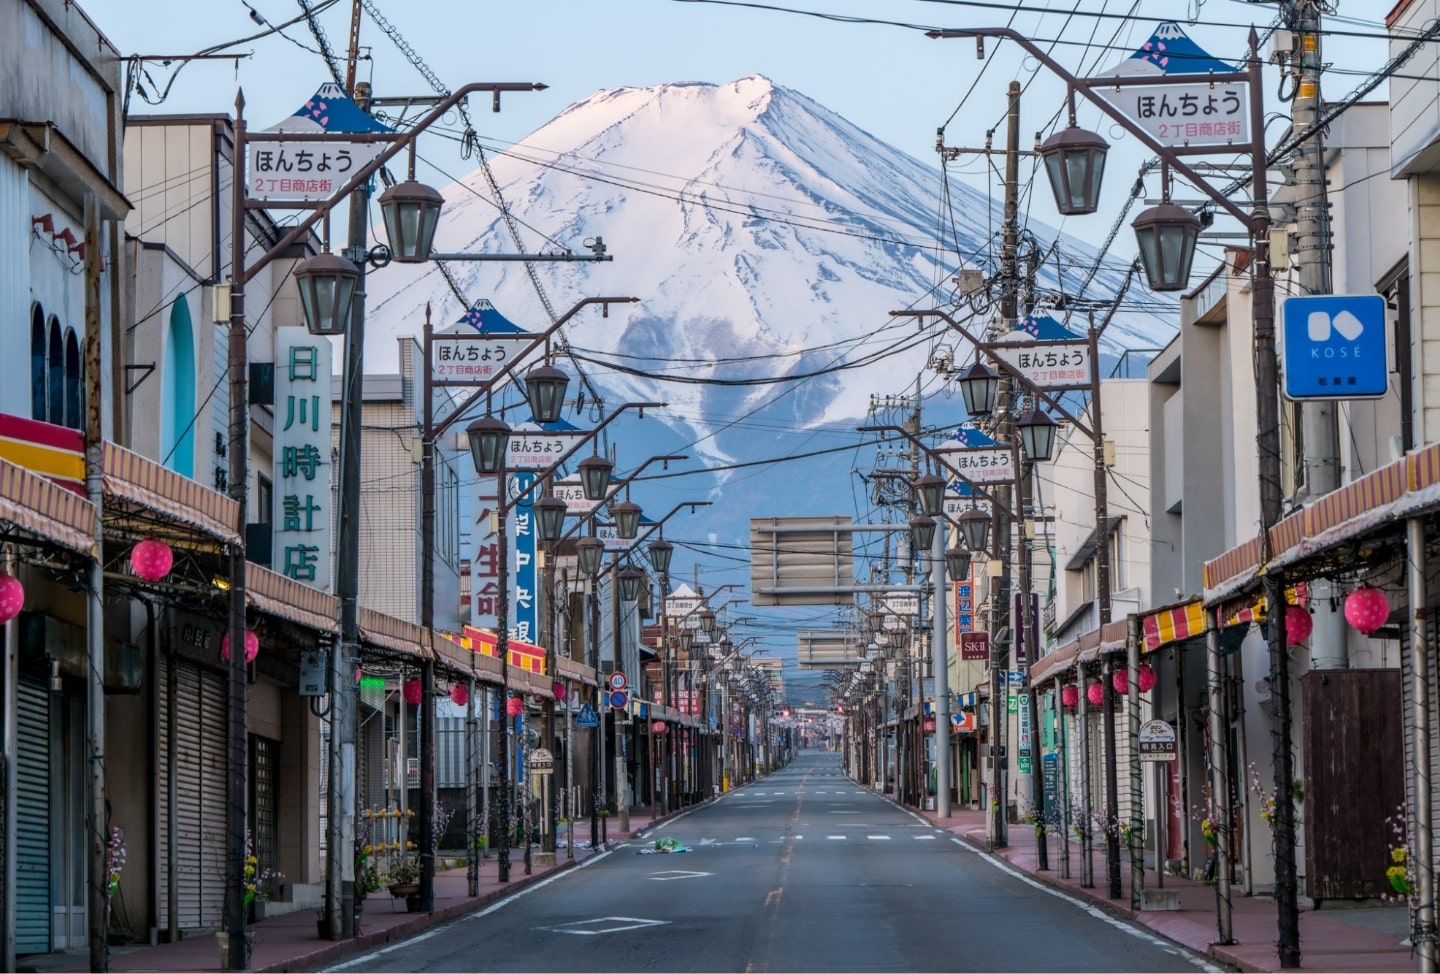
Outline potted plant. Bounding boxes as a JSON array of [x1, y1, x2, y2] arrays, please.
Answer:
[[387, 856, 422, 899]]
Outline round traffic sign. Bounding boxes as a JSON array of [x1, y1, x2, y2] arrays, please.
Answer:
[[608, 689, 629, 709], [608, 671, 628, 691]]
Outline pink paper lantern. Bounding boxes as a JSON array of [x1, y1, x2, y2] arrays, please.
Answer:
[[506, 695, 524, 717], [1060, 684, 1079, 709], [403, 678, 423, 706], [129, 538, 174, 582], [1284, 605, 1313, 645], [220, 628, 259, 664], [1112, 667, 1129, 695], [651, 720, 667, 734], [552, 681, 567, 702], [1086, 681, 1105, 707], [0, 573, 23, 624], [1344, 585, 1391, 635], [1137, 663, 1158, 693], [450, 683, 468, 707]]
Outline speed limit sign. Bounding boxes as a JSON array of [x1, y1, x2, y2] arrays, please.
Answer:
[[608, 671, 627, 692]]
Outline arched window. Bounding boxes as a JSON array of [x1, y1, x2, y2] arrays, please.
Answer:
[[30, 304, 46, 421], [160, 296, 197, 476], [64, 330, 81, 430], [47, 317, 63, 426]]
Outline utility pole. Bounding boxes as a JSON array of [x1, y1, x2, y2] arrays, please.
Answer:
[[988, 80, 1021, 850]]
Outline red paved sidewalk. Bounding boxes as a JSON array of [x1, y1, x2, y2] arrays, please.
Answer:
[[909, 797, 1415, 974], [50, 807, 680, 974]]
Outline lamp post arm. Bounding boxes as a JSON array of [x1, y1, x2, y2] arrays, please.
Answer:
[[499, 402, 666, 515], [430, 297, 642, 440], [556, 456, 690, 545], [888, 311, 1096, 439], [239, 81, 548, 285], [857, 422, 1018, 522], [927, 26, 1259, 229]]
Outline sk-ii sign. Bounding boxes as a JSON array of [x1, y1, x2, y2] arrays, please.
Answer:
[[1282, 295, 1388, 400]]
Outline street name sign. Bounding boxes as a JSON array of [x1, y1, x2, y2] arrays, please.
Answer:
[[934, 445, 1014, 484], [429, 331, 533, 387], [990, 339, 1093, 389]]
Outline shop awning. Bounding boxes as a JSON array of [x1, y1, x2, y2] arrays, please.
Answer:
[[0, 458, 95, 557], [103, 441, 241, 545], [1204, 447, 1425, 604], [246, 563, 338, 633], [1028, 620, 1128, 685], [1141, 599, 1206, 653], [556, 655, 598, 687], [358, 607, 425, 658]]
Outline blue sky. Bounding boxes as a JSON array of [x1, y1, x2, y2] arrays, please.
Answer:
[[81, 0, 1392, 252]]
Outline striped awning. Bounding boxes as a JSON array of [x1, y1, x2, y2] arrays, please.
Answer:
[[246, 563, 338, 633], [1141, 600, 1206, 653], [358, 607, 426, 658], [102, 442, 240, 545], [0, 413, 84, 493], [450, 624, 548, 674], [0, 458, 95, 557]]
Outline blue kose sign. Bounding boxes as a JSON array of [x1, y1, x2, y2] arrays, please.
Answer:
[[1282, 294, 1388, 400]]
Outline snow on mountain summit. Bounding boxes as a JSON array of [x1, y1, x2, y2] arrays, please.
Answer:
[[363, 75, 1172, 459]]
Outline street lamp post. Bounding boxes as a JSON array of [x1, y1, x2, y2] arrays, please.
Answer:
[[464, 403, 661, 882], [227, 80, 546, 956], [927, 24, 1287, 963]]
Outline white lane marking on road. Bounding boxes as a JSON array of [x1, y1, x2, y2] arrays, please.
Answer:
[[915, 835, 937, 840], [736, 837, 755, 842], [827, 835, 846, 840], [648, 870, 711, 881], [544, 916, 670, 935], [951, 841, 1220, 972], [327, 847, 615, 970], [867, 835, 892, 840]]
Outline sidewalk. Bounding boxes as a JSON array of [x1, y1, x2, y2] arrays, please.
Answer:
[[33, 807, 680, 974], [907, 795, 1416, 974]]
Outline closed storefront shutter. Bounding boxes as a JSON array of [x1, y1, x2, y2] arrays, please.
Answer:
[[159, 653, 227, 934], [17, 676, 52, 955]]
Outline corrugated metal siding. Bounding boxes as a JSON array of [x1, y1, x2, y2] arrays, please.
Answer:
[[16, 677, 51, 954]]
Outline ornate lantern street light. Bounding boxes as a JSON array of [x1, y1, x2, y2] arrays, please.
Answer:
[[293, 252, 361, 336], [912, 474, 947, 518], [465, 416, 511, 475], [1132, 199, 1201, 292], [376, 179, 445, 262], [909, 515, 937, 553], [1016, 406, 1059, 462], [534, 495, 568, 543], [647, 538, 674, 576], [956, 507, 991, 553], [618, 565, 644, 603], [945, 546, 973, 582], [575, 536, 604, 577], [523, 364, 570, 424], [956, 360, 1000, 418], [612, 499, 642, 540], [578, 454, 614, 502], [1038, 123, 1108, 216]]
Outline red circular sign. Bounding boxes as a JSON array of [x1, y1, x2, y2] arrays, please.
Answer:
[[608, 671, 628, 691]]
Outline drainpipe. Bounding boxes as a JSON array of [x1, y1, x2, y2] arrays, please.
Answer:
[[1409, 516, 1435, 972], [136, 593, 161, 946]]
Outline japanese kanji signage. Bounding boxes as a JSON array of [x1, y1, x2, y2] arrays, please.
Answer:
[[471, 484, 500, 632], [990, 339, 1093, 389], [271, 327, 333, 589], [511, 471, 539, 646], [553, 475, 600, 515], [506, 423, 586, 470], [246, 138, 385, 203], [953, 567, 977, 640], [934, 445, 1014, 484], [429, 331, 533, 386], [1109, 81, 1248, 148]]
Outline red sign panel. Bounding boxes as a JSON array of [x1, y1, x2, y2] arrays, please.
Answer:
[[960, 631, 990, 662]]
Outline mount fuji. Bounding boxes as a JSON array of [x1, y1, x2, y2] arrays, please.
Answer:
[[362, 76, 1173, 696]]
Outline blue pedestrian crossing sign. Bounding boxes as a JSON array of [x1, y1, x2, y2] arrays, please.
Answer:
[[1282, 294, 1388, 400], [576, 703, 599, 728]]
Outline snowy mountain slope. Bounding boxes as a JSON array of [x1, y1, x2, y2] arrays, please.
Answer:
[[364, 74, 1171, 470]]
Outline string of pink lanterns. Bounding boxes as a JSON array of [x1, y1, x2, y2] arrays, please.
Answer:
[[220, 628, 259, 664]]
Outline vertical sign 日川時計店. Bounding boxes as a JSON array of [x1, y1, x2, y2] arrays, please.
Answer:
[[272, 327, 333, 589]]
